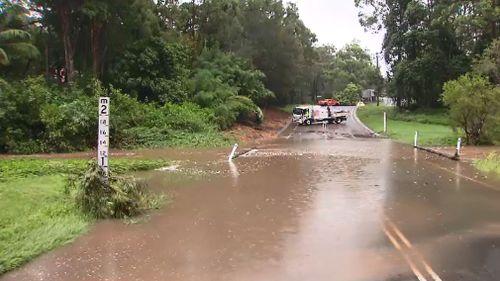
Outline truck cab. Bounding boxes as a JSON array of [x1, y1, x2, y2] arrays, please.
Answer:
[[292, 106, 310, 125]]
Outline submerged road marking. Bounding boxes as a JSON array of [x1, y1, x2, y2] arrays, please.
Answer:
[[285, 125, 298, 139], [386, 220, 443, 281], [383, 227, 428, 281], [428, 162, 499, 191]]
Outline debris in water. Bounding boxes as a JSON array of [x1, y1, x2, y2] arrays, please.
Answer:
[[155, 165, 180, 172]]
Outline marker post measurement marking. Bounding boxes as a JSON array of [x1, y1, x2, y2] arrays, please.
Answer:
[[98, 97, 110, 177]]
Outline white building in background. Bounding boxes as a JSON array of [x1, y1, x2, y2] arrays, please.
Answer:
[[381, 97, 396, 106], [362, 89, 375, 102]]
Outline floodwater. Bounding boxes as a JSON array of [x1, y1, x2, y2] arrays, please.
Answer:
[[2, 107, 500, 281]]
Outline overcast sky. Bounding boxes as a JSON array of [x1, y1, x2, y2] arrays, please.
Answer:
[[290, 0, 384, 57]]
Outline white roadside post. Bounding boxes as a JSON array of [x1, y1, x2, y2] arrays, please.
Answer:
[[455, 137, 462, 158], [414, 131, 419, 147], [98, 97, 110, 177], [383, 112, 387, 133], [228, 143, 238, 161]]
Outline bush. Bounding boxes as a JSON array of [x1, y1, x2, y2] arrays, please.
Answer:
[[335, 83, 361, 105], [474, 153, 500, 175], [0, 76, 51, 153], [443, 74, 500, 145], [193, 48, 275, 105], [68, 162, 161, 219], [109, 37, 190, 104], [0, 76, 231, 153]]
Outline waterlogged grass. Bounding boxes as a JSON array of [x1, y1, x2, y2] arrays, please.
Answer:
[[0, 175, 89, 274], [0, 158, 168, 179], [0, 158, 168, 275], [474, 153, 500, 176], [357, 104, 461, 145]]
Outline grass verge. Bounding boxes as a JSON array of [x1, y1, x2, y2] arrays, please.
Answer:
[[0, 158, 168, 275], [357, 104, 461, 145], [277, 104, 297, 114], [474, 153, 500, 176]]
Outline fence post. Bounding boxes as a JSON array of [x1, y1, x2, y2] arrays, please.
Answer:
[[383, 112, 387, 133], [414, 131, 419, 147], [455, 138, 462, 158], [228, 143, 238, 161]]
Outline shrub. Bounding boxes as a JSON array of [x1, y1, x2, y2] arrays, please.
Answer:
[[0, 76, 51, 152], [193, 48, 275, 105], [443, 74, 500, 144], [68, 162, 161, 219], [40, 97, 95, 152], [226, 95, 263, 124], [0, 76, 232, 154], [474, 153, 500, 175], [335, 83, 361, 105], [109, 37, 190, 104]]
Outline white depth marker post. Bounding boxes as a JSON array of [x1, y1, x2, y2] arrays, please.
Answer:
[[455, 137, 462, 158], [414, 131, 419, 147], [228, 144, 238, 161], [98, 97, 110, 177], [383, 112, 387, 133]]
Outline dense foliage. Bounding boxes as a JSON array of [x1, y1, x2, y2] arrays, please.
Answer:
[[442, 39, 500, 145], [355, 0, 499, 108], [443, 74, 500, 145], [0, 77, 230, 153], [0, 0, 384, 153], [336, 83, 362, 105]]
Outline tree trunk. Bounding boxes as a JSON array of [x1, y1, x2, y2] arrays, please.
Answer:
[[91, 20, 104, 78], [57, 0, 76, 82]]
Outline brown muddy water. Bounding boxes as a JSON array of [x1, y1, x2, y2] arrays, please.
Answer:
[[2, 111, 500, 281]]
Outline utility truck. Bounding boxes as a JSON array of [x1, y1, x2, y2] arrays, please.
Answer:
[[292, 105, 349, 125]]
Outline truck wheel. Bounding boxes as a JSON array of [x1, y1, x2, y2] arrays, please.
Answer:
[[335, 118, 342, 124], [305, 119, 312, 125]]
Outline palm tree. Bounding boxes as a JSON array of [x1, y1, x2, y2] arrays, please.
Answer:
[[0, 28, 39, 65], [0, 1, 39, 66]]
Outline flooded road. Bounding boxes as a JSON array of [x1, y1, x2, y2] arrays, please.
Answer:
[[2, 108, 500, 281]]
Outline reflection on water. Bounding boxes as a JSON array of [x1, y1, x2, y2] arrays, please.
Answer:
[[227, 160, 239, 187]]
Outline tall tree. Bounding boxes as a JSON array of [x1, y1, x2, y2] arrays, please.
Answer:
[[355, 0, 499, 108]]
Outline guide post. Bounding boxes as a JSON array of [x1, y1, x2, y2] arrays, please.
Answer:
[[98, 97, 110, 177]]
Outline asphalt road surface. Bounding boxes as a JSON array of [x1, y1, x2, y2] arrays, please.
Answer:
[[2, 106, 500, 281]]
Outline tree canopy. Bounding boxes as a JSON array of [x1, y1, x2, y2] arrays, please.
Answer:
[[355, 0, 499, 108]]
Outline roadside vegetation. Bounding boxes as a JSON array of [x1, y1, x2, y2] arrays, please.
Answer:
[[0, 158, 167, 274], [357, 105, 461, 145], [355, 1, 499, 146], [0, 1, 385, 154], [474, 153, 500, 176]]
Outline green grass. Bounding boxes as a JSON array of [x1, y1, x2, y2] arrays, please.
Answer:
[[357, 104, 461, 145], [0, 175, 89, 274], [0, 158, 169, 179], [474, 153, 500, 176], [0, 158, 169, 275]]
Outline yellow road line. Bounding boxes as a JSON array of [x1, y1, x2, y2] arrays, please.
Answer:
[[383, 227, 428, 281], [428, 162, 499, 191], [385, 219, 443, 281]]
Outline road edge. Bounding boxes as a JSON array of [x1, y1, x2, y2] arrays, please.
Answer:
[[352, 106, 381, 137], [277, 118, 293, 137]]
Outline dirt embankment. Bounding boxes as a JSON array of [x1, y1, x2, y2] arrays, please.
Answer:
[[228, 108, 291, 145]]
